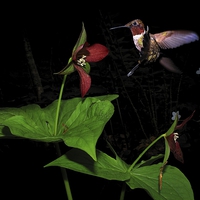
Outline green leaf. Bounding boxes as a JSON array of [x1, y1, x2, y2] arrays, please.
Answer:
[[72, 22, 87, 54], [82, 62, 90, 74], [134, 154, 164, 169], [45, 148, 130, 181], [61, 97, 115, 160], [0, 104, 60, 141], [54, 57, 75, 75], [90, 94, 119, 102], [163, 137, 171, 165], [165, 114, 178, 137], [161, 115, 178, 164], [127, 163, 194, 200], [106, 140, 130, 171], [54, 22, 87, 75], [0, 95, 118, 160]]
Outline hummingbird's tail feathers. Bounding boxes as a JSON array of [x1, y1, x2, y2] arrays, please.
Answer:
[[127, 63, 140, 77], [159, 56, 183, 74]]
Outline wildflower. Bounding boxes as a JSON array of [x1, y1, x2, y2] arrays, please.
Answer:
[[166, 132, 183, 163], [171, 111, 181, 120], [56, 42, 109, 98], [72, 42, 109, 97], [166, 110, 195, 163], [55, 23, 109, 98], [196, 68, 200, 74]]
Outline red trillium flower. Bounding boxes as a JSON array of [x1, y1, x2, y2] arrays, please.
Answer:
[[166, 110, 195, 163], [57, 42, 109, 98], [72, 42, 109, 97], [166, 132, 183, 163], [55, 23, 109, 97]]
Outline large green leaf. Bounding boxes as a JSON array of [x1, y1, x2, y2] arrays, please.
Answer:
[[61, 97, 116, 160], [0, 94, 118, 160], [0, 104, 58, 141], [46, 147, 194, 200], [127, 163, 194, 200], [45, 148, 130, 181]]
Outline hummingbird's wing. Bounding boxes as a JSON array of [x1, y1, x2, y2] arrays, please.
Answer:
[[152, 31, 199, 49]]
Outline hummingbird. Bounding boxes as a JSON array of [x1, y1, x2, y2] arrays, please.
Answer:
[[110, 19, 199, 76]]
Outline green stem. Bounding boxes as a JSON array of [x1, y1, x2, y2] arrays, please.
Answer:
[[119, 182, 126, 200], [54, 74, 73, 199], [128, 134, 165, 172], [54, 74, 67, 136], [55, 143, 73, 200]]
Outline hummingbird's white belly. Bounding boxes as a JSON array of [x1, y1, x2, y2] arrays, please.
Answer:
[[133, 33, 144, 52]]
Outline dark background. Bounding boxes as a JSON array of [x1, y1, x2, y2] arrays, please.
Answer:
[[1, 4, 200, 200]]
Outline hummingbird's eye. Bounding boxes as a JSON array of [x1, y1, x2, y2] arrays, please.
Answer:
[[132, 21, 137, 26]]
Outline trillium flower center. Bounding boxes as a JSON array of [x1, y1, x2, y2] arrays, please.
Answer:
[[173, 133, 179, 143], [77, 55, 87, 66]]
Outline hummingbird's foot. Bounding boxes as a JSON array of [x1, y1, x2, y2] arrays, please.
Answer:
[[127, 63, 140, 77]]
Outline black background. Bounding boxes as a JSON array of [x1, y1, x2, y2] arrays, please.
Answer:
[[1, 3, 200, 200]]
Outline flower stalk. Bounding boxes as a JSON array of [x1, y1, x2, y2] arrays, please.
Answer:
[[54, 74, 67, 136]]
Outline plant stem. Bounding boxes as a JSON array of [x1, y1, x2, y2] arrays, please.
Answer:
[[54, 74, 67, 136], [119, 182, 126, 200], [54, 74, 73, 199], [128, 134, 165, 172], [55, 143, 73, 200]]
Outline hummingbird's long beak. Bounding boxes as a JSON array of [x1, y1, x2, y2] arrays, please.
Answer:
[[110, 26, 128, 30]]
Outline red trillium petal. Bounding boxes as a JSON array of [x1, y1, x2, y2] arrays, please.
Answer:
[[166, 133, 184, 163], [176, 110, 195, 130], [173, 142, 184, 163], [74, 65, 91, 98], [85, 43, 109, 62], [165, 111, 195, 164], [166, 134, 176, 152]]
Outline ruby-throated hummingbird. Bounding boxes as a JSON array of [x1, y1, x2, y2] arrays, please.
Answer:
[[110, 19, 199, 76]]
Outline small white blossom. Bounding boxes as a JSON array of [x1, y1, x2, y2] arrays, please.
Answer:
[[171, 111, 181, 121], [196, 68, 200, 75]]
